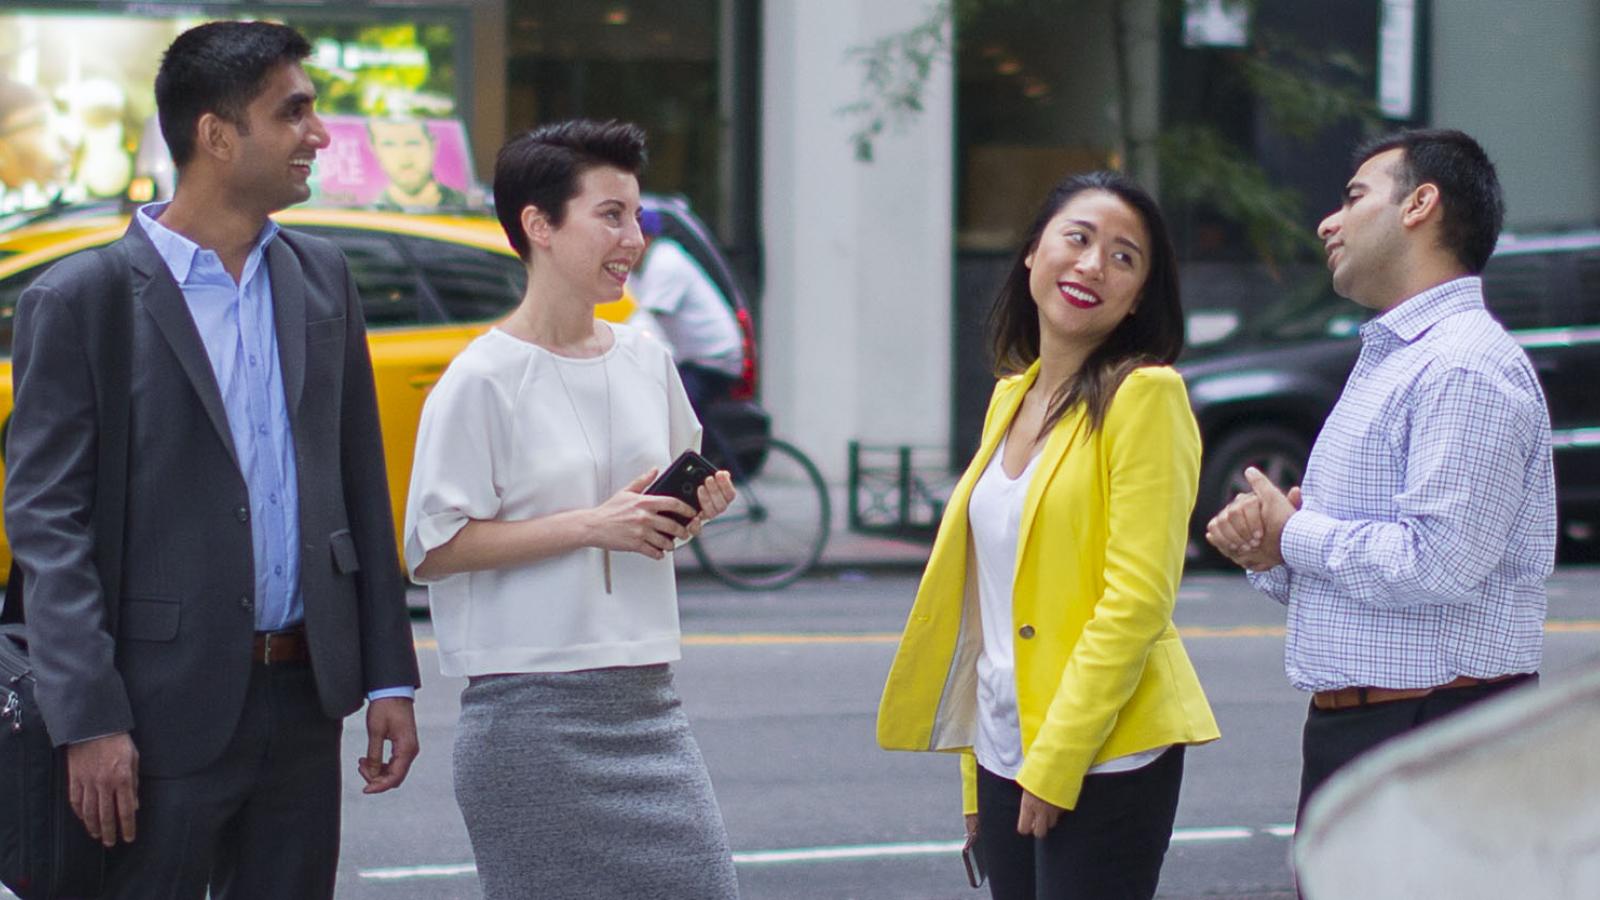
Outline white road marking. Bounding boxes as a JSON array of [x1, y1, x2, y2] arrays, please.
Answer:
[[356, 825, 1293, 881]]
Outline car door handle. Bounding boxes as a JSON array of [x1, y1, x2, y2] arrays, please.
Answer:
[[408, 372, 442, 390]]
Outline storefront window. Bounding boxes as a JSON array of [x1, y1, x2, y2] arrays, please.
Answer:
[[0, 5, 469, 215], [505, 0, 724, 235], [955, 0, 1122, 252]]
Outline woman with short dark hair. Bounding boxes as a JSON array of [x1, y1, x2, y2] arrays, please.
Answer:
[[404, 119, 739, 899]]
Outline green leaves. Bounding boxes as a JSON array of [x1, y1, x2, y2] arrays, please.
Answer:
[[840, 0, 952, 162]]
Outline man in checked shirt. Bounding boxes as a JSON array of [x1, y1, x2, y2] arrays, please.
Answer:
[[1205, 128, 1557, 819]]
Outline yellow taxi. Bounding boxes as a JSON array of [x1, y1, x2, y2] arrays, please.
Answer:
[[0, 205, 636, 573]]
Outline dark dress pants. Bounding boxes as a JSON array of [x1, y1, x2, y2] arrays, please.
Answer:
[[102, 661, 344, 900], [976, 745, 1185, 900], [1297, 674, 1536, 819], [677, 363, 737, 420]]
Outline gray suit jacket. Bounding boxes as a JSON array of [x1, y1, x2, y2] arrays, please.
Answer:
[[4, 219, 420, 777]]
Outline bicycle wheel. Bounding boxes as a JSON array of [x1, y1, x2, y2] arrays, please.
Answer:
[[691, 436, 830, 590]]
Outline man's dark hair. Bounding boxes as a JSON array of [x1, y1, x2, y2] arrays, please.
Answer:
[[493, 120, 648, 262], [155, 21, 313, 168], [1353, 128, 1505, 273], [366, 117, 436, 144]]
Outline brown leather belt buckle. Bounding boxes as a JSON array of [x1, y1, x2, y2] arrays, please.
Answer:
[[252, 626, 310, 666]]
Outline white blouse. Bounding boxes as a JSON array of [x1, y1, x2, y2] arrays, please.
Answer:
[[403, 324, 702, 677], [969, 435, 1168, 778]]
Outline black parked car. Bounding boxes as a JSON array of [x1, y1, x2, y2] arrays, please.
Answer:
[[1180, 229, 1600, 562]]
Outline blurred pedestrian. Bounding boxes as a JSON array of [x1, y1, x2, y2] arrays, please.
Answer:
[[627, 208, 745, 416], [878, 171, 1220, 900], [5, 21, 420, 898], [1205, 129, 1555, 818], [403, 119, 740, 900]]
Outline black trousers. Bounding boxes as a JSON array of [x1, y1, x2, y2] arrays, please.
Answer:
[[975, 746, 1185, 900], [1298, 673, 1536, 819], [102, 662, 344, 900], [677, 363, 737, 419]]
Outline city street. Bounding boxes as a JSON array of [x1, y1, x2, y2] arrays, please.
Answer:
[[332, 565, 1600, 899]]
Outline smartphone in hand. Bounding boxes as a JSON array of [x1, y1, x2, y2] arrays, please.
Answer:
[[643, 450, 717, 526], [962, 831, 986, 888]]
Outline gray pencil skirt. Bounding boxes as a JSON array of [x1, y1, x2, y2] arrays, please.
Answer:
[[453, 664, 740, 900]]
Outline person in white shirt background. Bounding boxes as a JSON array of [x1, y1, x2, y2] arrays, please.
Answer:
[[627, 207, 746, 415], [403, 119, 740, 900]]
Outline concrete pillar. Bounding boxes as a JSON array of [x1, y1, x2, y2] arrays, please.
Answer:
[[761, 0, 955, 480]]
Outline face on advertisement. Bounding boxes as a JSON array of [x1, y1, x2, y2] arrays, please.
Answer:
[[370, 119, 437, 195], [0, 96, 71, 190]]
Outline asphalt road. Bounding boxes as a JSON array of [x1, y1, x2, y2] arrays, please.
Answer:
[[319, 565, 1600, 900]]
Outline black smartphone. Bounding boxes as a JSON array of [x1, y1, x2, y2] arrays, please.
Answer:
[[644, 450, 717, 526], [961, 831, 986, 889]]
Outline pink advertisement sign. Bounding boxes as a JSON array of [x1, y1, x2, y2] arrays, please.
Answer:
[[313, 115, 482, 210]]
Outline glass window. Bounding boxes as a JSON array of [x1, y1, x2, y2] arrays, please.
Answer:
[[300, 228, 422, 328], [1482, 252, 1552, 331], [956, 1, 1120, 251], [504, 1, 724, 232], [403, 237, 525, 322]]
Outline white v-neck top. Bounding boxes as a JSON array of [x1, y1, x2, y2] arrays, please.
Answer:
[[969, 435, 1168, 778], [968, 436, 1040, 778], [403, 324, 701, 677]]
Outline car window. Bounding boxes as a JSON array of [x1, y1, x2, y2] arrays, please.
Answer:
[[298, 228, 422, 328], [1481, 252, 1551, 330], [402, 236, 525, 323], [0, 263, 49, 356], [1576, 249, 1600, 325]]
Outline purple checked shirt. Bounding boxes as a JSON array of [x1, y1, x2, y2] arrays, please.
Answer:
[[1248, 276, 1557, 692]]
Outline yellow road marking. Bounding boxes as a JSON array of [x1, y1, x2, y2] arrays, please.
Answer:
[[410, 620, 1600, 652]]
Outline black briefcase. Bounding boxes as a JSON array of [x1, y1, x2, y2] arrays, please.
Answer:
[[0, 623, 107, 899]]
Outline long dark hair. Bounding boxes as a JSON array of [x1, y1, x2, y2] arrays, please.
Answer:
[[988, 170, 1184, 438]]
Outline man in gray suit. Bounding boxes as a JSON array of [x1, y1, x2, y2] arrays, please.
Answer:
[[3, 21, 421, 898]]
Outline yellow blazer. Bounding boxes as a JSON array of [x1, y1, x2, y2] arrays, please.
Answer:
[[877, 364, 1220, 812]]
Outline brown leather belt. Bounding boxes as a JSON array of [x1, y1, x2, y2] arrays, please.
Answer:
[[251, 626, 310, 666], [1312, 674, 1523, 711]]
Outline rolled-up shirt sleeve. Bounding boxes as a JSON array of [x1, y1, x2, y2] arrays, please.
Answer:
[[1279, 365, 1542, 608], [403, 362, 509, 582]]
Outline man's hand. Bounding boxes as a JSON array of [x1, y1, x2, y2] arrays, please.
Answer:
[[67, 732, 139, 847], [1017, 789, 1063, 838], [358, 697, 418, 794], [1205, 467, 1301, 571]]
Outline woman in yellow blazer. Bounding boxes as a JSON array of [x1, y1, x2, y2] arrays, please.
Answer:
[[878, 171, 1219, 899]]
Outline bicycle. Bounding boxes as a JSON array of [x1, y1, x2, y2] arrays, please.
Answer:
[[688, 411, 831, 591]]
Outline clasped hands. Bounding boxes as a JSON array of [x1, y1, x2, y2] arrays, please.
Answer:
[[1204, 466, 1302, 572]]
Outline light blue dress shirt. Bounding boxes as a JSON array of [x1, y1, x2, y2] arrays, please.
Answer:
[[136, 205, 412, 702]]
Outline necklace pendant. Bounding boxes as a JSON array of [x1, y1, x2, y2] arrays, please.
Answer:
[[603, 550, 613, 594]]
